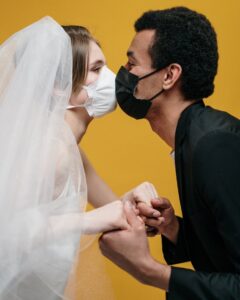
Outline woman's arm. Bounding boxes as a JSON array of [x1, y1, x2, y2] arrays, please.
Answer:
[[49, 200, 128, 237], [81, 149, 160, 208], [80, 149, 117, 207]]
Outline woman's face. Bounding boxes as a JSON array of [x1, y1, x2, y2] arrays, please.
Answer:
[[70, 41, 106, 106], [86, 40, 106, 85]]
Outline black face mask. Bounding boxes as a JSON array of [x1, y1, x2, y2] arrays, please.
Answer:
[[115, 66, 164, 119]]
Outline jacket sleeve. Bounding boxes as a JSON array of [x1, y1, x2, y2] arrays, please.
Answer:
[[167, 130, 240, 300], [167, 267, 240, 300], [162, 216, 190, 264]]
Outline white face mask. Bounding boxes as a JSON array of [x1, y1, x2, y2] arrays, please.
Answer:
[[67, 66, 117, 117]]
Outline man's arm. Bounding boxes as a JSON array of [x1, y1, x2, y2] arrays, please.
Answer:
[[166, 130, 240, 299], [99, 131, 240, 299], [161, 216, 190, 265], [100, 199, 240, 300], [137, 198, 190, 264]]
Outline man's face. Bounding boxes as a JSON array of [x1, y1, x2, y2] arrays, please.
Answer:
[[125, 30, 164, 100]]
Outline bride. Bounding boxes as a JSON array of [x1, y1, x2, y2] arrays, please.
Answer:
[[0, 16, 158, 300]]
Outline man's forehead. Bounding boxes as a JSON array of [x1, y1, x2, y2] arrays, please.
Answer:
[[127, 30, 155, 61], [136, 29, 155, 41]]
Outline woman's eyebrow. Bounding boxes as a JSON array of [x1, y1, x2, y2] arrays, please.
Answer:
[[89, 59, 105, 67]]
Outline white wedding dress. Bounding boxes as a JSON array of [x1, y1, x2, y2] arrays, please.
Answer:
[[0, 17, 88, 299]]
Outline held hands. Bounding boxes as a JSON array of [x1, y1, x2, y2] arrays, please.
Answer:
[[99, 201, 154, 284], [138, 198, 179, 243], [123, 182, 179, 241], [88, 182, 163, 236], [122, 182, 163, 232], [122, 182, 158, 206], [84, 181, 164, 236], [48, 200, 129, 237], [99, 201, 171, 290], [122, 182, 161, 217], [86, 181, 179, 240]]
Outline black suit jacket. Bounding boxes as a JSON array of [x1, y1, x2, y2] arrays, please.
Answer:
[[162, 100, 240, 299]]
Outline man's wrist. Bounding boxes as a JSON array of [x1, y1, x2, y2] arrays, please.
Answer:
[[162, 216, 179, 244], [139, 256, 171, 291]]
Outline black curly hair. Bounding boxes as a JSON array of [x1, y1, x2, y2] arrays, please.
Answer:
[[135, 7, 218, 100]]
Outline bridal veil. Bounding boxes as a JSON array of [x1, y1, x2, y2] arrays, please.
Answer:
[[0, 16, 87, 299]]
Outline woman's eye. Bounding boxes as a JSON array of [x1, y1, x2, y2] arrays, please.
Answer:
[[92, 67, 101, 73]]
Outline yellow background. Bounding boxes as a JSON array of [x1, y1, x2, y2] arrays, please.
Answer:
[[0, 1, 239, 299]]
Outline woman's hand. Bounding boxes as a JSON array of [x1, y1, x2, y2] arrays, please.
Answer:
[[122, 182, 174, 236], [82, 200, 129, 235], [122, 182, 160, 216]]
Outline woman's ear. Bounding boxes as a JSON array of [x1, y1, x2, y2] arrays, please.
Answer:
[[162, 63, 182, 90]]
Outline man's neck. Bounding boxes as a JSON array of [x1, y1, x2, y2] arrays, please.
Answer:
[[146, 94, 195, 149]]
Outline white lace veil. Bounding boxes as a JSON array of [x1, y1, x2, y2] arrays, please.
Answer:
[[0, 17, 87, 299]]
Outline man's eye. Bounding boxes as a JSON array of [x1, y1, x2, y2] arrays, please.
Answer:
[[127, 61, 134, 67]]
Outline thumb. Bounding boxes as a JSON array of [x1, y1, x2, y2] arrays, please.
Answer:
[[124, 201, 142, 227]]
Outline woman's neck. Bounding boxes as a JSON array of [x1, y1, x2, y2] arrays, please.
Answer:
[[65, 108, 93, 143]]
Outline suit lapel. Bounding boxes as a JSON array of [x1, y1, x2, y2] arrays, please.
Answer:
[[174, 100, 205, 214]]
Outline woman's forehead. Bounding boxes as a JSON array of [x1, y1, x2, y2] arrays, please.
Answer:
[[88, 40, 106, 65]]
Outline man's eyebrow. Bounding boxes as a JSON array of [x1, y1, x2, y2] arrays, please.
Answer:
[[127, 51, 138, 62]]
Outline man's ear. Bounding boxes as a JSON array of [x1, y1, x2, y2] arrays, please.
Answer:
[[162, 64, 182, 90]]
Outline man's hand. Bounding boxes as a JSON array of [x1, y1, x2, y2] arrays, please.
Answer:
[[99, 201, 171, 290], [138, 197, 179, 244]]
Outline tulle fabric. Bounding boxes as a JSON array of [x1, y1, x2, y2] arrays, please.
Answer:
[[0, 17, 87, 299]]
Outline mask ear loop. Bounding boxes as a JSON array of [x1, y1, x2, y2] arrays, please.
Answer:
[[133, 68, 164, 100], [139, 68, 161, 80], [148, 88, 164, 101], [67, 88, 93, 109], [133, 86, 164, 101]]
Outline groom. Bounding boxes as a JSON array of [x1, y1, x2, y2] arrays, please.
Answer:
[[99, 7, 240, 300]]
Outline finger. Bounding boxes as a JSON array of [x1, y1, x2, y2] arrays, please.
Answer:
[[135, 183, 153, 205], [133, 206, 139, 215], [144, 184, 156, 205], [124, 201, 142, 227], [137, 202, 161, 218], [150, 183, 159, 198], [135, 208, 140, 215], [145, 217, 165, 227], [119, 219, 131, 230], [137, 216, 144, 223], [133, 189, 151, 206], [151, 198, 170, 210], [145, 183, 157, 201], [146, 185, 155, 204]]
